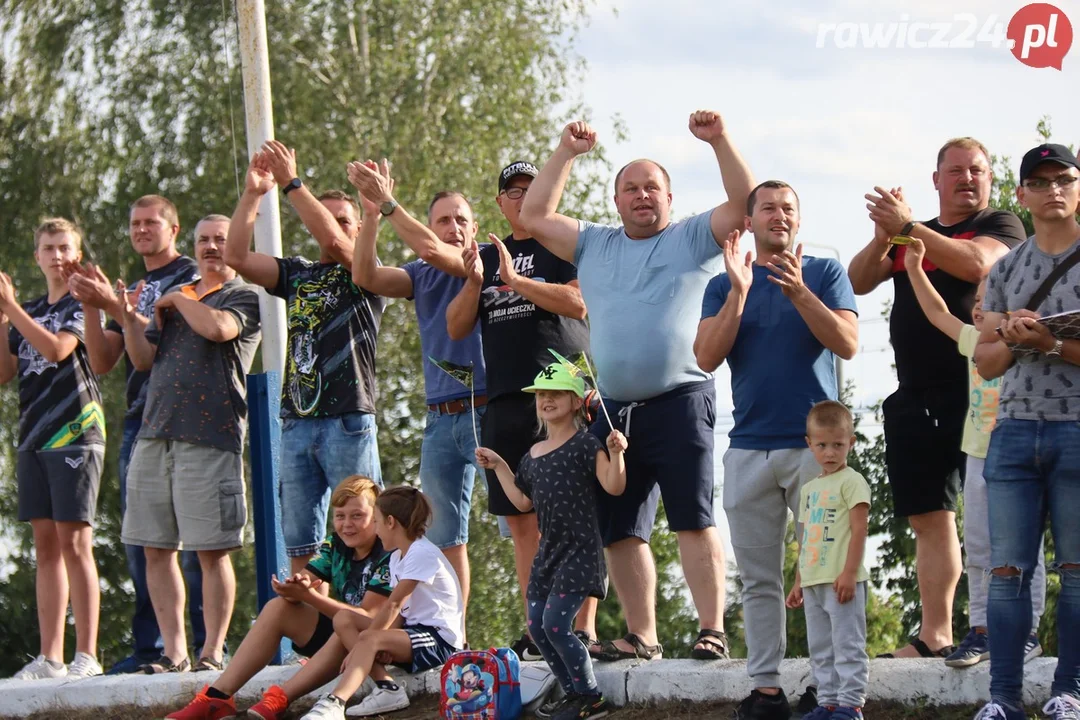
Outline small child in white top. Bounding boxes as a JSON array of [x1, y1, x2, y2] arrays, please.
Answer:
[[302, 486, 464, 720], [786, 401, 870, 720]]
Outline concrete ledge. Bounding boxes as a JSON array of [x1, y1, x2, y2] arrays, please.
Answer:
[[0, 657, 1058, 717]]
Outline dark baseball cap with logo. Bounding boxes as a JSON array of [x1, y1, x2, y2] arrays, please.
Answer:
[[498, 161, 539, 192], [1020, 143, 1080, 182]]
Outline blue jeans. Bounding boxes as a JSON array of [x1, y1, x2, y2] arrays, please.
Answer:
[[419, 406, 485, 549], [119, 416, 205, 658], [279, 411, 382, 557], [985, 418, 1080, 708]]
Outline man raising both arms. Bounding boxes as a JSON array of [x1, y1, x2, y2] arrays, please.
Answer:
[[520, 111, 753, 663]]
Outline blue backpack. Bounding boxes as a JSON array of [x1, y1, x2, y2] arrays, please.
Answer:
[[440, 647, 522, 720]]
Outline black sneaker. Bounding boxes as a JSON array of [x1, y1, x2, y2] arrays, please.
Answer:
[[735, 689, 793, 720], [795, 686, 819, 715], [554, 692, 611, 720], [536, 691, 575, 719], [512, 632, 544, 662]]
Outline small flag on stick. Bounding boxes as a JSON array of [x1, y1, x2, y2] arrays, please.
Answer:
[[428, 358, 481, 447]]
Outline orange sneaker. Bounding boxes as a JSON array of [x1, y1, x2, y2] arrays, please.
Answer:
[[246, 685, 290, 720], [166, 686, 236, 720]]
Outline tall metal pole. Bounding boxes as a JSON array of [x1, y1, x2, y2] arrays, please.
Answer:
[[236, 0, 286, 373]]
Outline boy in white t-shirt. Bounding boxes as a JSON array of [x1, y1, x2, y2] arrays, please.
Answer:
[[902, 238, 1044, 668], [787, 401, 870, 720], [302, 486, 464, 720]]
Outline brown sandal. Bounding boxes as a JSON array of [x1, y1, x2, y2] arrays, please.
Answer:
[[596, 633, 663, 662]]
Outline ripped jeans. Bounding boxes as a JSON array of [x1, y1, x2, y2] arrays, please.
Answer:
[[985, 418, 1080, 709]]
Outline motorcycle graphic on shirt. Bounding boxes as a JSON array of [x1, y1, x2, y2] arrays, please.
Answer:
[[286, 280, 343, 416]]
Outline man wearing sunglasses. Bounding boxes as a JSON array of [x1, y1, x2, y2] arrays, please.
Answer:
[[446, 161, 591, 662]]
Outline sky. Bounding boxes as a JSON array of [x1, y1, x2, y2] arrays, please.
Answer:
[[567, 0, 1080, 556]]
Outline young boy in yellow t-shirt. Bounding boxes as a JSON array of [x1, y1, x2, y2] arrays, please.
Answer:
[[787, 401, 870, 720], [902, 238, 1044, 668]]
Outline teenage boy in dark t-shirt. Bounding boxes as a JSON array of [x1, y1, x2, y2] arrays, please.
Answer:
[[1, 219, 105, 680], [225, 145, 385, 577], [346, 157, 487, 638], [446, 161, 592, 659], [65, 195, 207, 674], [848, 137, 1025, 660]]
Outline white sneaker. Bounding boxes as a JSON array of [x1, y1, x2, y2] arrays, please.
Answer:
[[13, 655, 67, 680], [1043, 695, 1080, 720], [346, 685, 410, 716], [66, 652, 103, 679], [301, 695, 347, 720]]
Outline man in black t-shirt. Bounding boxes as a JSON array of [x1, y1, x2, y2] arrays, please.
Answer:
[[225, 144, 385, 577], [66, 195, 207, 674], [446, 161, 592, 658], [848, 137, 1025, 660], [1, 219, 104, 680]]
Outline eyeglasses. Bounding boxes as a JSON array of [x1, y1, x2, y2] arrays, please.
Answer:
[[1024, 175, 1079, 192], [501, 187, 528, 200]]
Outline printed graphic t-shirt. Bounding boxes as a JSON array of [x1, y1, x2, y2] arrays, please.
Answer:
[[105, 255, 200, 420], [798, 466, 872, 588], [957, 324, 1000, 459], [477, 237, 590, 400], [306, 535, 392, 607], [888, 208, 1025, 390], [270, 257, 385, 419], [9, 293, 105, 451]]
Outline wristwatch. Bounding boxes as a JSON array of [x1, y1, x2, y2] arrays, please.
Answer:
[[282, 178, 303, 195], [900, 221, 916, 236], [1046, 338, 1064, 358], [379, 199, 399, 217]]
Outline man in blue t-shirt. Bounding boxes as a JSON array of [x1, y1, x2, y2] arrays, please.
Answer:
[[520, 111, 754, 666], [696, 180, 858, 720], [345, 159, 484, 632]]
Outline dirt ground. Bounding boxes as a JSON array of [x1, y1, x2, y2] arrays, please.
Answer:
[[10, 698, 989, 720]]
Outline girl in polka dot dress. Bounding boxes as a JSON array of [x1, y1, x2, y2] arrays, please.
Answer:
[[477, 362, 627, 720]]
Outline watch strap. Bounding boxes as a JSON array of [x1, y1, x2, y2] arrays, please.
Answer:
[[900, 221, 916, 236], [282, 178, 302, 195]]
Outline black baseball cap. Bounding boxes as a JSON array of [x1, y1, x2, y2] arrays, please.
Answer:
[[498, 161, 538, 192], [1020, 143, 1080, 182]]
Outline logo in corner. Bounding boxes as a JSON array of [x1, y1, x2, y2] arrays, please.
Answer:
[[1007, 3, 1073, 69]]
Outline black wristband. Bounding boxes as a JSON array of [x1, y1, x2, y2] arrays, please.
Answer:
[[282, 178, 302, 196], [900, 221, 916, 235]]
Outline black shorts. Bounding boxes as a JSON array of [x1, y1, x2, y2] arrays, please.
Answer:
[[293, 611, 335, 658], [17, 445, 104, 525], [882, 385, 967, 517], [589, 380, 716, 545], [481, 392, 540, 517]]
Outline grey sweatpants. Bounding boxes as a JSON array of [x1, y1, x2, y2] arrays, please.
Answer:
[[804, 582, 869, 708], [964, 454, 1046, 629], [724, 447, 821, 687]]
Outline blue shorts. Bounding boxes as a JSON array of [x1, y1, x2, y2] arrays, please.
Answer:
[[589, 380, 716, 545], [397, 624, 458, 674], [420, 405, 486, 549], [279, 411, 383, 557]]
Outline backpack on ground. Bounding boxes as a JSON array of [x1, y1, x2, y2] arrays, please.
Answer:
[[439, 647, 522, 720]]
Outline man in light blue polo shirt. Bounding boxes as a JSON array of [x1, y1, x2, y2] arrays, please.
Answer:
[[520, 110, 754, 663], [696, 180, 858, 720], [347, 161, 485, 634]]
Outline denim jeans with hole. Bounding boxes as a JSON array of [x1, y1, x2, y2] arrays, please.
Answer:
[[985, 418, 1080, 708]]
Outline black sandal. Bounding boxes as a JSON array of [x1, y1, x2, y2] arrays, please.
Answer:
[[690, 628, 730, 660], [596, 633, 663, 662], [574, 630, 603, 658], [139, 655, 191, 674], [877, 636, 954, 659]]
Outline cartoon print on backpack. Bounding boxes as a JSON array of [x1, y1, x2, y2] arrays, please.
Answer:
[[445, 662, 494, 714]]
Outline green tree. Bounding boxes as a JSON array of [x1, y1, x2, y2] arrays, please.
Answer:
[[0, 0, 654, 672]]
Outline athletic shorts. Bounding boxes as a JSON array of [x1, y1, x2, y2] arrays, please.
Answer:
[[293, 612, 335, 658], [17, 445, 104, 525], [396, 624, 458, 674], [480, 392, 540, 517]]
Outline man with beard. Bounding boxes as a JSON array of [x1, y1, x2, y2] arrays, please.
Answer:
[[67, 195, 208, 673], [695, 181, 858, 720], [121, 215, 261, 674], [848, 138, 1025, 661]]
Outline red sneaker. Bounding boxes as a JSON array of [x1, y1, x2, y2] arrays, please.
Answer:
[[166, 686, 236, 720], [246, 685, 290, 720]]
